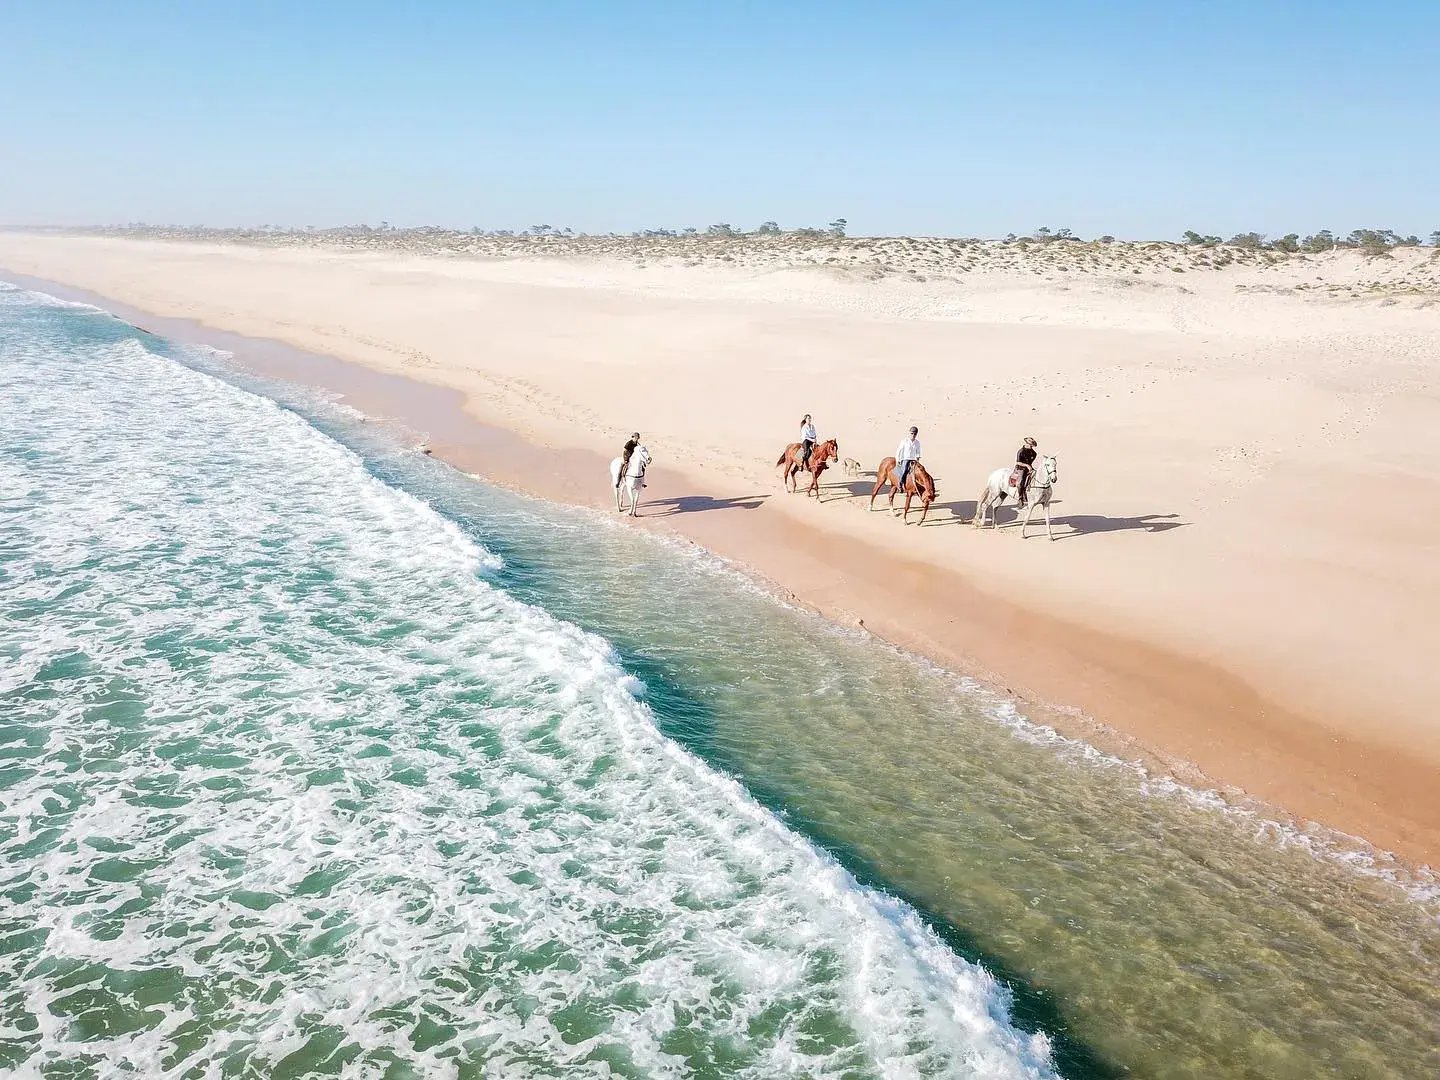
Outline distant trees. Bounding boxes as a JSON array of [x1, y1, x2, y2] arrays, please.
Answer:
[[610, 220, 848, 239], [1170, 227, 1423, 256], [1431, 230, 1440, 246], [1346, 228, 1399, 257]]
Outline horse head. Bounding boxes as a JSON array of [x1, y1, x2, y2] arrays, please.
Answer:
[[1042, 455, 1057, 485], [820, 438, 839, 463]]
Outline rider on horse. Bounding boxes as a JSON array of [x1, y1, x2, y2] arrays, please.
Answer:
[[799, 414, 817, 469], [896, 426, 922, 490], [617, 432, 640, 490], [1015, 437, 1038, 508]]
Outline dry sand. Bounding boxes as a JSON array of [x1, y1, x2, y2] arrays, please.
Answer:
[[4, 230, 1438, 866]]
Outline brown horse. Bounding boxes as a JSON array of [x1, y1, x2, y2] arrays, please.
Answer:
[[869, 457, 938, 523], [776, 438, 839, 498]]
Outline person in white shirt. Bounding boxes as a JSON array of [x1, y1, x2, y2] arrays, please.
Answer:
[[799, 414, 817, 468], [895, 426, 922, 490]]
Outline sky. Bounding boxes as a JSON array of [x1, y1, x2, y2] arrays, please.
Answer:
[[2, 1, 1436, 239]]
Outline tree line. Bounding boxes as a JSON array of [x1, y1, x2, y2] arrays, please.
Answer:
[[1183, 228, 1438, 255], [478, 220, 850, 239], [1012, 225, 1437, 254], [96, 221, 1437, 253]]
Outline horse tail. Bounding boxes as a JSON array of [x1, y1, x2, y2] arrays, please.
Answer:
[[775, 451, 788, 467]]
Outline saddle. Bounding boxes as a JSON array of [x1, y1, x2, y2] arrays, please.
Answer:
[[1008, 467, 1023, 488]]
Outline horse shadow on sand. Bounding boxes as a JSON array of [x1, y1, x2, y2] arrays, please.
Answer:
[[976, 503, 1188, 538], [1046, 512, 1188, 539], [646, 493, 771, 518], [825, 481, 1187, 538]]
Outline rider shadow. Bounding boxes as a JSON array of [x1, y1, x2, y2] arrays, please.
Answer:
[[648, 494, 771, 517], [1050, 513, 1188, 538]]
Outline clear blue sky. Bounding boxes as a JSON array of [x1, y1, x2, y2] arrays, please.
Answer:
[[2, 1, 1435, 238]]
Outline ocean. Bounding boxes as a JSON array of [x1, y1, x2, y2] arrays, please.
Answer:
[[0, 282, 1436, 1079]]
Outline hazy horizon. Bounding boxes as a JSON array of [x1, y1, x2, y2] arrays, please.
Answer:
[[3, 2, 1436, 239]]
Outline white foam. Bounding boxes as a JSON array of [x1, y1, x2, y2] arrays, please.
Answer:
[[0, 281, 108, 314], [0, 311, 1055, 1076]]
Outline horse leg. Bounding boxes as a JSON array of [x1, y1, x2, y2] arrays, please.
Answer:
[[1045, 498, 1054, 541], [869, 474, 884, 510], [1020, 501, 1035, 538], [920, 497, 930, 525], [903, 492, 913, 522]]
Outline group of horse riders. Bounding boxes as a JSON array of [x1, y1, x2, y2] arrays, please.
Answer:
[[798, 416, 1042, 508], [618, 421, 1041, 507]]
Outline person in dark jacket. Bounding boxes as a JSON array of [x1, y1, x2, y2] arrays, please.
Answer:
[[1015, 436, 1038, 507], [617, 432, 640, 489]]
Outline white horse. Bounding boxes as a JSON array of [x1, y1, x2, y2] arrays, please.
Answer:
[[609, 445, 651, 516], [974, 455, 1059, 539]]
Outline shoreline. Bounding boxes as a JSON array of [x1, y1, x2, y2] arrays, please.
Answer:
[[5, 244, 1434, 869], [7, 265, 1438, 872]]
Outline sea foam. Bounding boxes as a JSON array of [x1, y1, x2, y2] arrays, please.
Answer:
[[0, 287, 1054, 1077]]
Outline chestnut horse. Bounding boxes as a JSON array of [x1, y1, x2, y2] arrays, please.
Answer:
[[869, 457, 938, 523], [775, 438, 839, 498]]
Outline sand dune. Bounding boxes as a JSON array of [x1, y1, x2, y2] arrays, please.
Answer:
[[3, 228, 1438, 864]]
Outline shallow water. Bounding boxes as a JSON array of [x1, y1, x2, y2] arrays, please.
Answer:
[[1, 284, 1436, 1079]]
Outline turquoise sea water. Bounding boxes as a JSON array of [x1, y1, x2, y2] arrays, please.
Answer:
[[1, 283, 1436, 1079]]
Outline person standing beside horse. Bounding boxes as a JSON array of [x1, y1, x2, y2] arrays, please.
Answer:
[[1014, 436, 1038, 508], [895, 426, 922, 490], [617, 432, 640, 490], [799, 414, 817, 469]]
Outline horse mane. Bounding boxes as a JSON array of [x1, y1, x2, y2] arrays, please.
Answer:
[[917, 461, 937, 499]]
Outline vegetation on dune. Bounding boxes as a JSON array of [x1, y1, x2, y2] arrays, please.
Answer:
[[26, 219, 1440, 298]]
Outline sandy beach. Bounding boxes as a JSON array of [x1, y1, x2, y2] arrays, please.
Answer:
[[4, 229, 1438, 866]]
